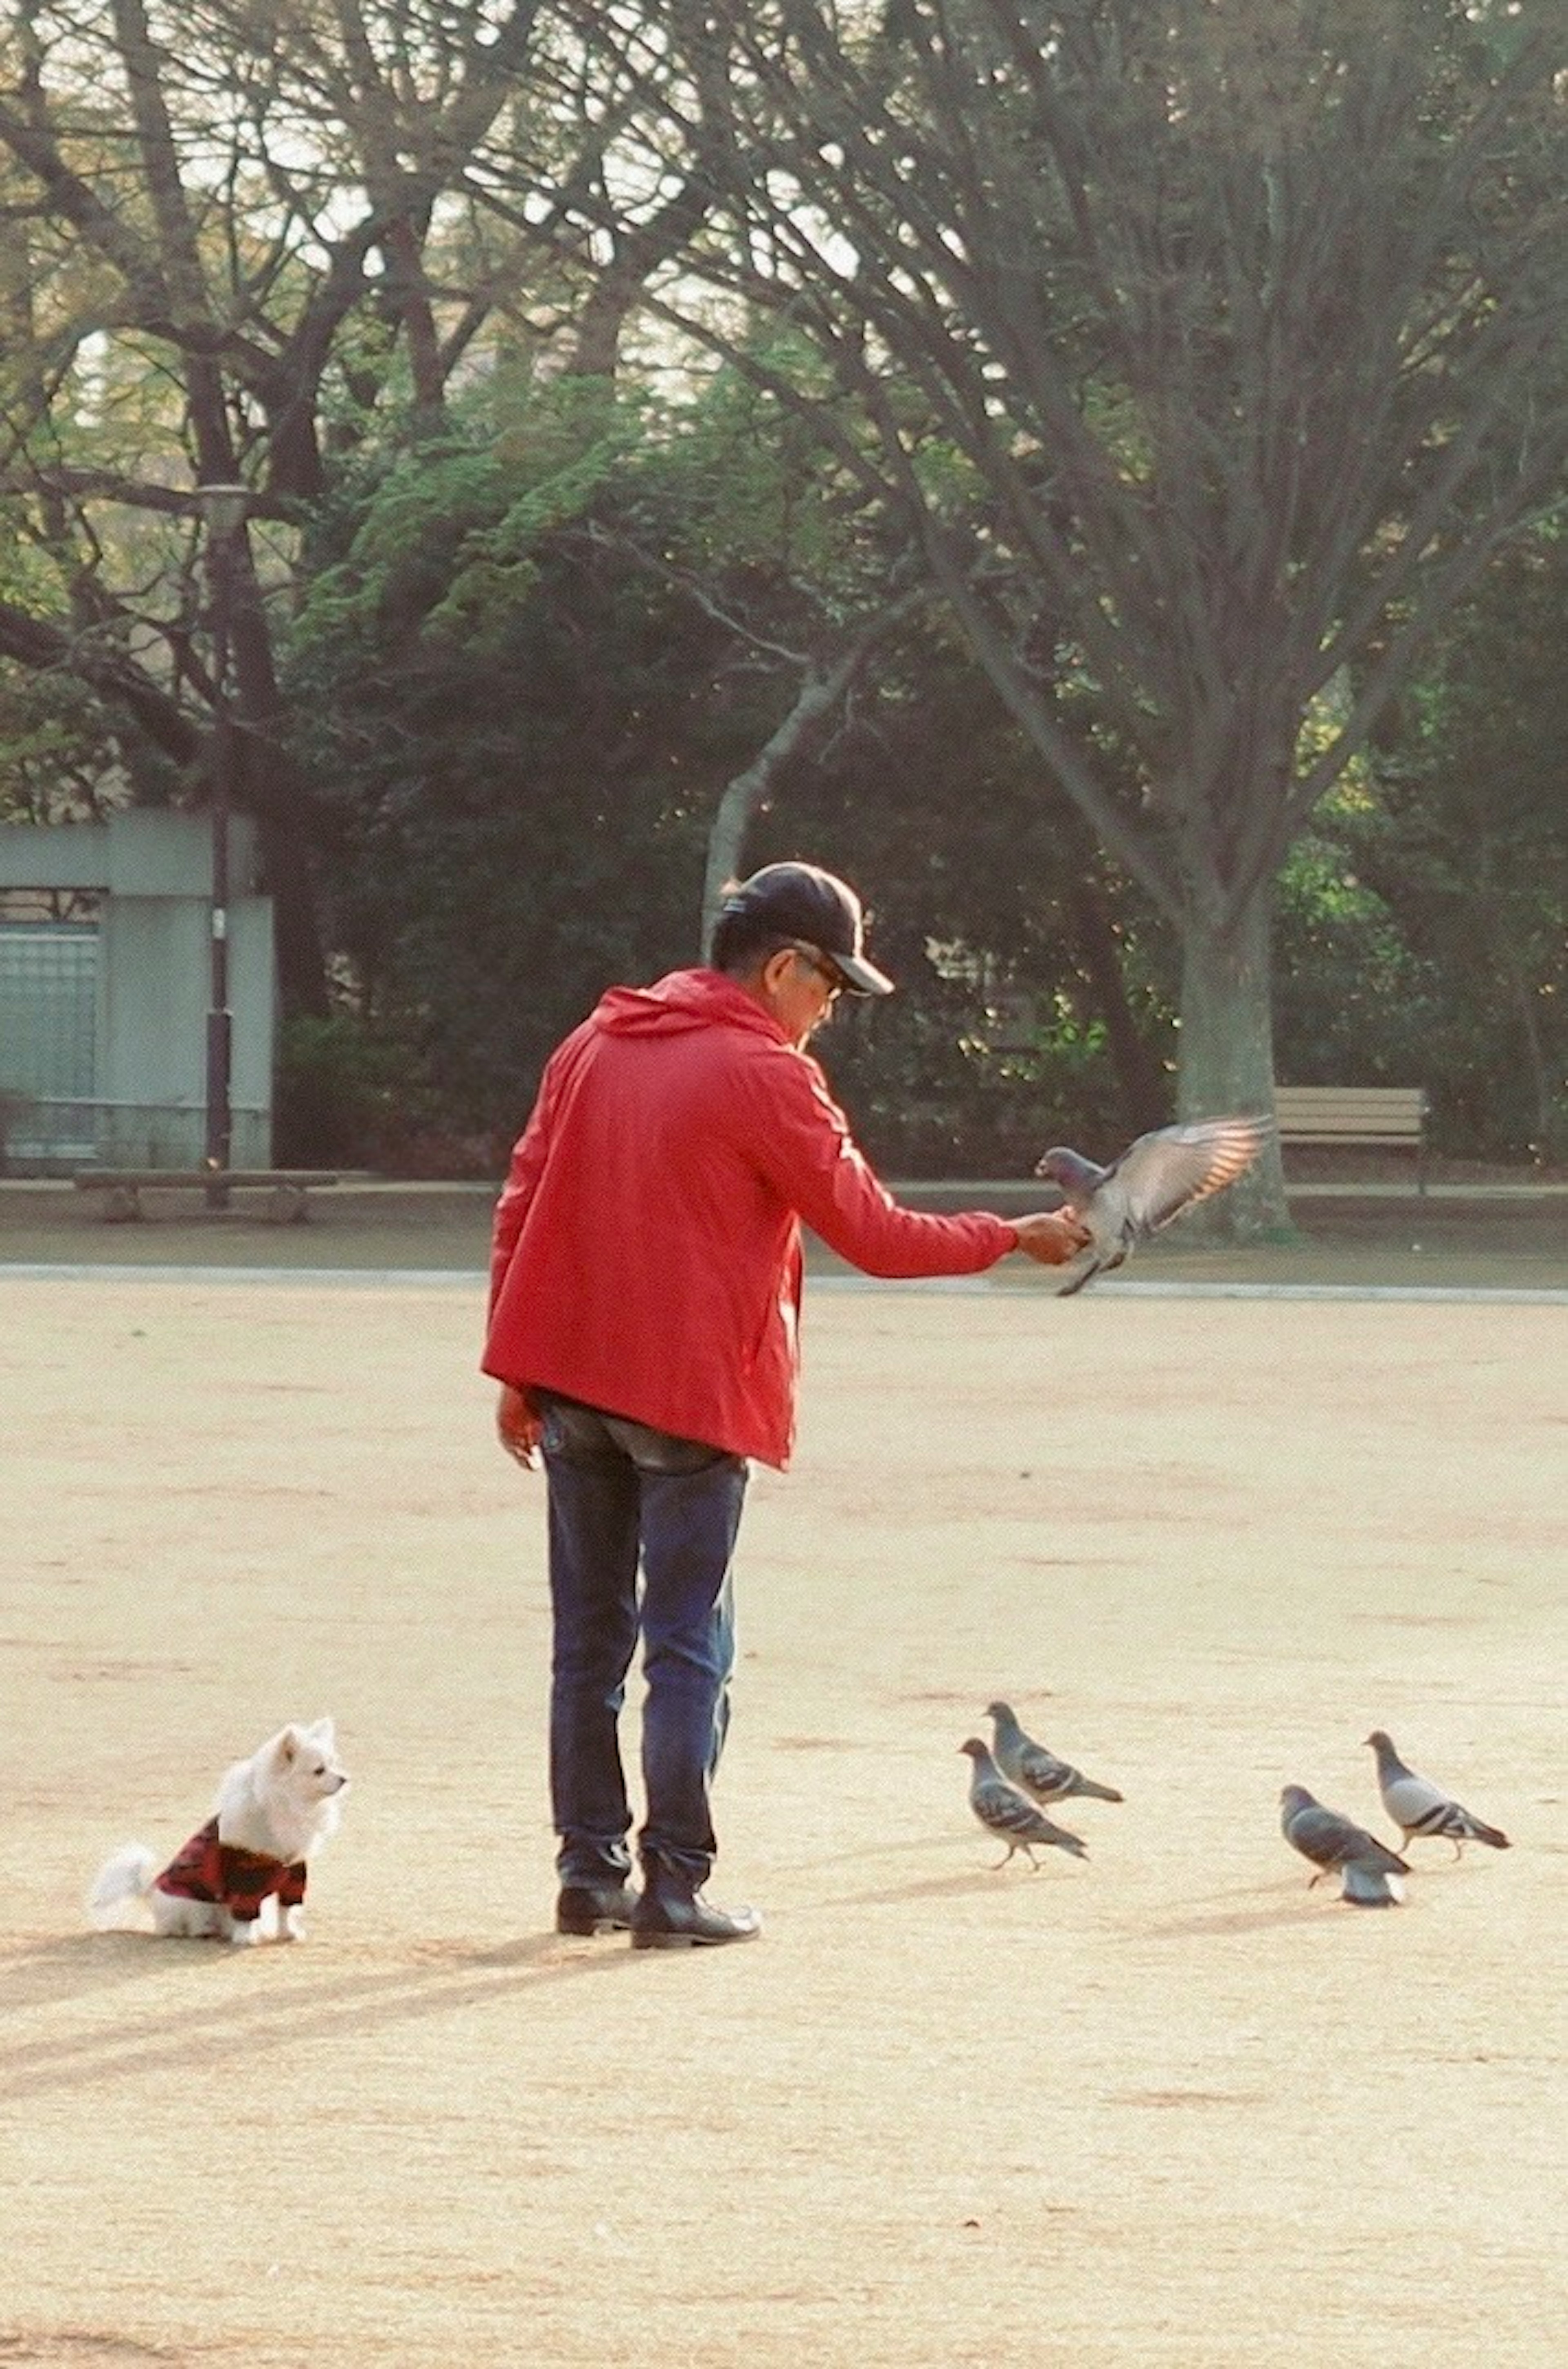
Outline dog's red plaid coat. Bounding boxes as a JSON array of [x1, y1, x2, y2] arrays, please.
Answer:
[[154, 1818, 307, 1923]]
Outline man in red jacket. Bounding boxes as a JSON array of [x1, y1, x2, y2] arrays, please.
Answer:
[[484, 861, 1089, 1949]]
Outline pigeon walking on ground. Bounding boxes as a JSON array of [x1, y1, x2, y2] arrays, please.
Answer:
[[1279, 1783, 1410, 1907], [1365, 1730, 1510, 1857], [986, 1701, 1124, 1807], [960, 1740, 1088, 1869], [1034, 1115, 1270, 1295]]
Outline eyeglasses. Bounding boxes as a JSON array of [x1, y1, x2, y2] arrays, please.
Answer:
[[784, 941, 844, 1001]]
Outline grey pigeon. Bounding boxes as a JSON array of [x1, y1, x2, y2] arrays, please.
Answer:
[[960, 1740, 1088, 1869], [986, 1700, 1124, 1806], [1365, 1729, 1510, 1857], [1279, 1783, 1410, 1907], [1034, 1115, 1270, 1295]]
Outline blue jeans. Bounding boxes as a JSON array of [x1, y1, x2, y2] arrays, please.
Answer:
[[539, 1395, 749, 1888]]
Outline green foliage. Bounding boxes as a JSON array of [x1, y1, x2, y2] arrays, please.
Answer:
[[1274, 801, 1447, 1090], [0, 665, 126, 824], [274, 372, 1174, 1171], [1360, 527, 1568, 1160], [1274, 519, 1568, 1166], [279, 386, 784, 1153], [734, 612, 1174, 1170], [272, 1013, 405, 1169]]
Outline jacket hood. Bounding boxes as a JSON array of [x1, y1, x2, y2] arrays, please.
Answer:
[[590, 967, 783, 1040]]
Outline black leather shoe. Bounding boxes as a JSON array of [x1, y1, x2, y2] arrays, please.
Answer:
[[630, 1889, 762, 1950], [556, 1881, 639, 1936]]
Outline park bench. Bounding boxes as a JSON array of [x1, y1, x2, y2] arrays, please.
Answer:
[[1273, 1085, 1428, 1193], [74, 1168, 342, 1223]]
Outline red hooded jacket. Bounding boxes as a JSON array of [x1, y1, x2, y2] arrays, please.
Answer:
[[483, 969, 1017, 1468]]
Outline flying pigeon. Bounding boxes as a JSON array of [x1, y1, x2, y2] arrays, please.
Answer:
[[1034, 1115, 1270, 1295], [960, 1739, 1088, 1869], [1279, 1783, 1410, 1907], [1365, 1730, 1510, 1857], [986, 1701, 1124, 1806]]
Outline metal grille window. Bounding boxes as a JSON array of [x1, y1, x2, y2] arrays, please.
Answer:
[[0, 918, 100, 1098]]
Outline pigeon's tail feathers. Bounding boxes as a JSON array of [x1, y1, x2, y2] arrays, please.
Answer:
[[87, 1843, 159, 1928], [1382, 1756, 1512, 1851], [1408, 1801, 1511, 1851], [1069, 1776, 1125, 1804], [1341, 1860, 1405, 1907], [1019, 1814, 1089, 1863]]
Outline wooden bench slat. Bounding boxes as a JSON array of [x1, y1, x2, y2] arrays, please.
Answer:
[[1276, 1098, 1425, 1116], [1274, 1089, 1424, 1118], [1273, 1085, 1428, 1191], [1275, 1106, 1424, 1122], [1276, 1118, 1422, 1133], [72, 1169, 341, 1223], [74, 1170, 341, 1188]]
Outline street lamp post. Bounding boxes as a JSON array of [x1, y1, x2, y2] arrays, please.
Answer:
[[196, 482, 249, 1209]]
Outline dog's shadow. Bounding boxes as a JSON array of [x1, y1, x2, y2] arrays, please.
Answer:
[[0, 1927, 644, 2102]]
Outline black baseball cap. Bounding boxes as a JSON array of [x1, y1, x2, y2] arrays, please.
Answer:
[[717, 862, 895, 997]]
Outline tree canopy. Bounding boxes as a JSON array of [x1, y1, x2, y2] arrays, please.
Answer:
[[559, 0, 1568, 1212], [1, 0, 1564, 1182]]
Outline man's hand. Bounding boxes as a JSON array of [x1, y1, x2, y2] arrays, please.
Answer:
[[1010, 1210, 1094, 1267], [497, 1382, 543, 1470]]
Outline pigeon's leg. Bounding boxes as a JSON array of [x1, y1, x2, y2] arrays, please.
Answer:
[[1450, 1838, 1465, 1860], [991, 1846, 1015, 1870], [1306, 1869, 1326, 1890]]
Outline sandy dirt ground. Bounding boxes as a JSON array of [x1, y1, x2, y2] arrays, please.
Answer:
[[1, 1240, 1565, 2367]]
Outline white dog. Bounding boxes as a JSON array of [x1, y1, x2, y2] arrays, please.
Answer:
[[88, 1719, 348, 1945]]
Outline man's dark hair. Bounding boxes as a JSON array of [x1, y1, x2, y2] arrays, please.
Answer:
[[709, 904, 783, 978]]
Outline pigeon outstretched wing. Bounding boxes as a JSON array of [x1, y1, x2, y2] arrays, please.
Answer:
[[1036, 1116, 1269, 1294], [1101, 1117, 1268, 1235]]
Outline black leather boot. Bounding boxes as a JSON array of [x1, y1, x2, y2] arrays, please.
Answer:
[[631, 1866, 762, 1950], [556, 1880, 639, 1936]]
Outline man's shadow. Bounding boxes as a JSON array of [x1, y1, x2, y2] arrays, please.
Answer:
[[0, 1927, 644, 2103]]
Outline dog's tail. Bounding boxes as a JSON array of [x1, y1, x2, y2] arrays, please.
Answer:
[[87, 1843, 159, 1929]]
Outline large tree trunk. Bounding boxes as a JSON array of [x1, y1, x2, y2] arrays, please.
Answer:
[[1176, 880, 1292, 1239]]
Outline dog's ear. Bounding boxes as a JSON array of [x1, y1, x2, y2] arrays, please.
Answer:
[[273, 1726, 303, 1768], [306, 1717, 336, 1748]]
